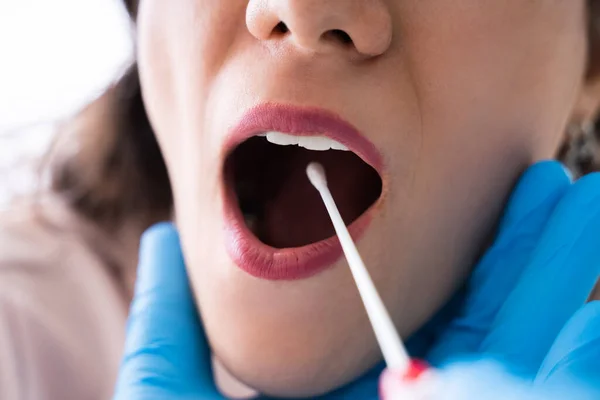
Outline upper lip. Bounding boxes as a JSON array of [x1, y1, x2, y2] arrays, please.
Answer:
[[223, 103, 383, 173]]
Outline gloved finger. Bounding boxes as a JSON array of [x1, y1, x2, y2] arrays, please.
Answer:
[[114, 223, 222, 399], [536, 301, 600, 386], [427, 161, 571, 365], [480, 173, 600, 374], [497, 162, 572, 235]]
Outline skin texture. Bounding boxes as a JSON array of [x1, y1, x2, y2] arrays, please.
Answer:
[[135, 0, 588, 396]]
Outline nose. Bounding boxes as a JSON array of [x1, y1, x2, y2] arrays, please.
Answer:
[[246, 0, 392, 57]]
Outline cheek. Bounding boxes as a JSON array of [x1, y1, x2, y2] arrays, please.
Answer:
[[398, 2, 586, 205], [136, 1, 244, 177], [402, 3, 585, 129], [136, 2, 182, 169]]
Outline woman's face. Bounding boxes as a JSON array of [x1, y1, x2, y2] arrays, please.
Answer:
[[136, 0, 587, 396]]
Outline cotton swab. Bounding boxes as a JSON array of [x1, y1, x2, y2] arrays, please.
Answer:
[[306, 162, 410, 372]]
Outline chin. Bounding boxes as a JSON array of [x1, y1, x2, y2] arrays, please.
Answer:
[[209, 316, 381, 397]]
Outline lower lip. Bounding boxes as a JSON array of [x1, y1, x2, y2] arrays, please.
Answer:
[[223, 181, 374, 281]]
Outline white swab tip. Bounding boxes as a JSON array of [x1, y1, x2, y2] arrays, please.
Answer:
[[307, 162, 327, 190]]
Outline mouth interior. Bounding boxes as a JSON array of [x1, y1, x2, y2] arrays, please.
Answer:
[[225, 136, 382, 249]]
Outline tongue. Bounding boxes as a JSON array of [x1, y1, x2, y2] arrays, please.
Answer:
[[260, 151, 371, 249]]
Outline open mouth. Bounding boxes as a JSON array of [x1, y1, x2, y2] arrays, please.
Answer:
[[222, 105, 384, 280], [225, 133, 382, 248]]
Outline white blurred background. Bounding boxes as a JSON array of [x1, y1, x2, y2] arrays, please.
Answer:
[[0, 0, 133, 207]]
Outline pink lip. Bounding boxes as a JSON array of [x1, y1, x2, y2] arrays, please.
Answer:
[[223, 104, 383, 280]]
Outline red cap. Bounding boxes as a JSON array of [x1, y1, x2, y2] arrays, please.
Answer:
[[403, 359, 430, 381], [379, 359, 431, 399]]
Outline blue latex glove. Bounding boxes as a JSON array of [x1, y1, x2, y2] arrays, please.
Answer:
[[424, 162, 600, 370], [113, 161, 600, 400], [382, 301, 600, 399], [113, 223, 220, 400]]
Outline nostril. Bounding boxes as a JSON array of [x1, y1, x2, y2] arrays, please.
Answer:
[[323, 29, 353, 46], [274, 21, 289, 34]]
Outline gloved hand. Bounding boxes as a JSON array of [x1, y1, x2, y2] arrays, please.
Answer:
[[113, 161, 600, 400], [381, 300, 600, 399], [380, 303, 600, 399], [380, 161, 600, 399]]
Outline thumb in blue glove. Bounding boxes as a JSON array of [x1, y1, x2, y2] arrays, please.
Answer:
[[113, 223, 225, 400]]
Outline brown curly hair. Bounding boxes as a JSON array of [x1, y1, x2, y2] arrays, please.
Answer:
[[49, 1, 600, 234]]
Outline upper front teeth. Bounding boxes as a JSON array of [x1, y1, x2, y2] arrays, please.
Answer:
[[261, 131, 349, 151]]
